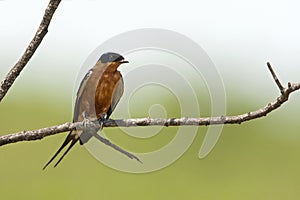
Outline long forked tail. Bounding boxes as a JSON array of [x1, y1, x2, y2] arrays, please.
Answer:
[[92, 132, 142, 163], [43, 132, 79, 170]]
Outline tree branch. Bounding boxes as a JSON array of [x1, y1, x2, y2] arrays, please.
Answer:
[[267, 62, 285, 94], [0, 63, 299, 148], [2, 2, 298, 165], [0, 0, 61, 102]]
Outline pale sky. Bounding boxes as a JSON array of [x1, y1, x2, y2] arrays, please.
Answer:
[[0, 0, 299, 99]]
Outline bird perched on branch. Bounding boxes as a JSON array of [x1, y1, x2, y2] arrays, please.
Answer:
[[43, 52, 129, 169]]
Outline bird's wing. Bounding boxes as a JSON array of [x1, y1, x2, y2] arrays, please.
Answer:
[[73, 68, 94, 122], [43, 69, 95, 169], [107, 74, 124, 118]]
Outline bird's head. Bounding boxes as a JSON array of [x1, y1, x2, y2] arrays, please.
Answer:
[[99, 52, 129, 64]]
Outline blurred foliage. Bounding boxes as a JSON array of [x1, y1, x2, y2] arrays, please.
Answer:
[[0, 84, 300, 200]]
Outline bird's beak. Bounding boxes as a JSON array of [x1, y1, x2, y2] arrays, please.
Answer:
[[119, 60, 129, 64]]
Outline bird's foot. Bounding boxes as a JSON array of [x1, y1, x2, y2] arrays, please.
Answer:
[[97, 112, 107, 130], [99, 112, 107, 121], [78, 112, 96, 144], [81, 111, 95, 131]]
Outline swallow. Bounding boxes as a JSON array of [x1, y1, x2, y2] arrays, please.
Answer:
[[43, 52, 129, 169]]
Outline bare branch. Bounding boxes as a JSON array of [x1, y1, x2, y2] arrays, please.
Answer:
[[0, 0, 61, 102], [0, 122, 75, 146], [1, 1, 297, 166], [1, 80, 299, 147], [0, 121, 142, 163], [0, 62, 299, 161]]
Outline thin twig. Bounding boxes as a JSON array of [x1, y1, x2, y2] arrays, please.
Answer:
[[267, 62, 285, 94], [0, 0, 61, 102]]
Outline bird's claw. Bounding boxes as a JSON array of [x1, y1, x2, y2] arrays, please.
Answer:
[[81, 111, 92, 131], [97, 112, 107, 130]]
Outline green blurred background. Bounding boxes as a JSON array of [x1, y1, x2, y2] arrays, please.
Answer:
[[1, 1, 300, 200]]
